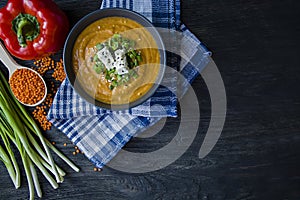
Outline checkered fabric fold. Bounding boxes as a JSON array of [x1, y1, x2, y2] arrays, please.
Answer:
[[47, 0, 211, 168]]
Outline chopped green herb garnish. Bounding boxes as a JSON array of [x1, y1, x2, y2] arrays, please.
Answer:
[[113, 34, 121, 39], [111, 41, 119, 50], [111, 80, 118, 87], [96, 43, 104, 50], [93, 62, 105, 74], [93, 34, 142, 90], [109, 85, 115, 90], [137, 55, 142, 62], [93, 54, 99, 62]]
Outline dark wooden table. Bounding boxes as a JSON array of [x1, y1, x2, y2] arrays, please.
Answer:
[[0, 0, 299, 199]]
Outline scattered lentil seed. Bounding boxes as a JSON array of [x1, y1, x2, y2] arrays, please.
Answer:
[[76, 149, 80, 154], [52, 59, 66, 82], [31, 56, 66, 130], [33, 56, 56, 76], [93, 167, 102, 172], [72, 152, 76, 155], [32, 93, 53, 131], [63, 143, 67, 147]]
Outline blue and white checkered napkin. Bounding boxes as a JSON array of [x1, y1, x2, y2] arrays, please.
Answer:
[[47, 0, 211, 168]]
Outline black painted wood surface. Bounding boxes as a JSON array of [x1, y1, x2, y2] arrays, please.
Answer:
[[0, 0, 299, 199]]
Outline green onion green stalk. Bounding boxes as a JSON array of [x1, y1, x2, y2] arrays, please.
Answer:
[[0, 71, 79, 200]]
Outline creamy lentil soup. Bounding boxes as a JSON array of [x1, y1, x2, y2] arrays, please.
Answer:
[[72, 17, 160, 104]]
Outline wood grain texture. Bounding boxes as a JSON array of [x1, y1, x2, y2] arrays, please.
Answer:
[[0, 0, 299, 199]]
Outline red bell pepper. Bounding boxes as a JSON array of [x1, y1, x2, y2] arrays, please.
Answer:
[[0, 0, 69, 60]]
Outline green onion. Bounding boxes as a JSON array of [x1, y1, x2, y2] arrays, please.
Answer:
[[111, 41, 119, 50], [130, 49, 137, 56], [137, 55, 142, 62], [0, 71, 79, 200], [93, 64, 104, 74], [122, 42, 129, 50], [109, 85, 114, 90], [116, 74, 122, 80], [113, 34, 121, 39], [96, 43, 104, 50], [93, 54, 99, 62], [134, 59, 138, 66], [0, 143, 19, 188], [129, 53, 135, 59], [111, 80, 118, 87]]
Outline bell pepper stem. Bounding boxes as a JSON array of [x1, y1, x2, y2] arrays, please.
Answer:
[[12, 13, 40, 48], [16, 19, 31, 47]]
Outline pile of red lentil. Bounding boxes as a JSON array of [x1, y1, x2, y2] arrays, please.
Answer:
[[9, 68, 46, 105]]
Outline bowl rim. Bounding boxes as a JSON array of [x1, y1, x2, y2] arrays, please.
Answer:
[[63, 8, 166, 111]]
